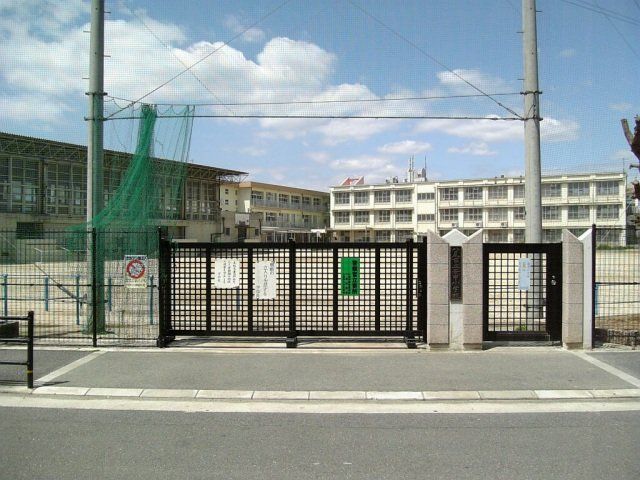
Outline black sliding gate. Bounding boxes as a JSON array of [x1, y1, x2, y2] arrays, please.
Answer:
[[158, 239, 427, 347], [483, 243, 562, 342]]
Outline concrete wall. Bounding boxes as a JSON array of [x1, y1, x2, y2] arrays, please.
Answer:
[[425, 231, 450, 348], [562, 230, 584, 348], [461, 230, 483, 349], [442, 229, 468, 349], [578, 228, 593, 349]]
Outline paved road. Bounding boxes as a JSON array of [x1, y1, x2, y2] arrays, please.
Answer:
[[0, 408, 638, 479]]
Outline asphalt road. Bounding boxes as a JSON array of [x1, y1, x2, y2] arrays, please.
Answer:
[[0, 408, 638, 479]]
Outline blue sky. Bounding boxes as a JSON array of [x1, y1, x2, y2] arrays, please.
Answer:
[[0, 0, 638, 190]]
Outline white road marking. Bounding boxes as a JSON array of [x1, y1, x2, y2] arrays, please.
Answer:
[[570, 351, 640, 388], [0, 395, 639, 414], [35, 350, 106, 385]]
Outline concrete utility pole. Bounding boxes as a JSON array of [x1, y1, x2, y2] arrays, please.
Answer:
[[87, 0, 105, 334], [523, 0, 542, 243]]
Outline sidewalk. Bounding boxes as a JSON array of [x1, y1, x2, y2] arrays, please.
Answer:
[[1, 345, 639, 403]]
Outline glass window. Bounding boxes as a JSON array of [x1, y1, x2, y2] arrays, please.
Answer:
[[302, 196, 310, 206], [487, 186, 507, 199], [278, 193, 289, 206], [542, 183, 561, 198], [374, 191, 391, 204], [596, 181, 619, 196], [488, 230, 508, 242], [464, 186, 483, 200], [395, 230, 413, 242], [417, 214, 435, 222], [376, 230, 391, 242], [514, 207, 526, 220], [513, 230, 525, 243], [440, 187, 458, 201], [354, 191, 369, 204], [354, 211, 369, 224], [334, 192, 350, 205], [395, 190, 412, 203], [568, 182, 590, 197], [543, 206, 560, 220], [568, 205, 589, 220], [291, 195, 300, 206], [513, 185, 525, 199], [395, 209, 413, 223], [313, 197, 321, 206], [596, 205, 619, 219], [440, 208, 458, 222], [251, 191, 263, 201], [543, 229, 562, 242], [488, 208, 507, 222], [417, 192, 435, 201], [465, 208, 482, 222], [334, 212, 350, 224], [376, 210, 391, 223]]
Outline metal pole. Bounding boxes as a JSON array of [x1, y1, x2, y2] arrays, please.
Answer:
[[2, 274, 8, 316], [523, 0, 542, 243], [87, 0, 105, 334], [27, 311, 34, 389]]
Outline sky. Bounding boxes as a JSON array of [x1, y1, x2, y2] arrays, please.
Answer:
[[0, 0, 638, 191]]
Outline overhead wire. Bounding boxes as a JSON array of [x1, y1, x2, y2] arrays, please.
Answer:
[[557, 0, 640, 26], [106, 0, 295, 119], [343, 0, 524, 120], [593, 0, 639, 58], [105, 92, 522, 107]]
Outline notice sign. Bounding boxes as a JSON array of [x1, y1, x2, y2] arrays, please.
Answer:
[[254, 261, 277, 300], [518, 257, 531, 291], [214, 258, 240, 288], [340, 257, 360, 296], [124, 255, 148, 289]]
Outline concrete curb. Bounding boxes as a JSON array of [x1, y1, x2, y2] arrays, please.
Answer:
[[4, 386, 639, 401]]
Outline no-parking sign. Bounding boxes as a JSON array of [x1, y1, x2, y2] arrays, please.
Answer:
[[124, 255, 148, 289]]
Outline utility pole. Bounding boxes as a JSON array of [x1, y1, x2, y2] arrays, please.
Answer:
[[523, 0, 542, 243], [86, 0, 105, 335]]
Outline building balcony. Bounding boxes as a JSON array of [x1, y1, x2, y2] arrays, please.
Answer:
[[263, 220, 326, 230], [438, 199, 459, 207], [566, 195, 592, 204], [462, 220, 483, 229], [485, 198, 509, 206], [332, 203, 352, 210], [461, 199, 484, 206]]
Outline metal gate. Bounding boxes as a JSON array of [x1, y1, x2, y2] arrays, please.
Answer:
[[483, 243, 562, 342], [158, 238, 427, 347]]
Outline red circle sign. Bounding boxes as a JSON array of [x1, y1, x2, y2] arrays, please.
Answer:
[[126, 258, 146, 279]]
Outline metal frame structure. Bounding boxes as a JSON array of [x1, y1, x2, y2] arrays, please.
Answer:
[[159, 236, 427, 348], [483, 243, 562, 342]]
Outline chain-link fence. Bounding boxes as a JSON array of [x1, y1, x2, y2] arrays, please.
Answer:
[[594, 226, 640, 347], [0, 229, 159, 346]]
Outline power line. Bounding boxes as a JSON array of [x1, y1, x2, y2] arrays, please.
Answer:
[[106, 0, 294, 119], [105, 92, 522, 108], [343, 0, 523, 120], [124, 4, 235, 115], [593, 0, 639, 58], [557, 0, 640, 26], [106, 113, 523, 121]]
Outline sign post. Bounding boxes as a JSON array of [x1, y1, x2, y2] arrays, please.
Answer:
[[340, 257, 360, 296]]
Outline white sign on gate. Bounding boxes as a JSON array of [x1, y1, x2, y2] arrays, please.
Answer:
[[518, 257, 531, 291], [214, 258, 240, 288], [124, 255, 148, 289], [254, 260, 277, 300]]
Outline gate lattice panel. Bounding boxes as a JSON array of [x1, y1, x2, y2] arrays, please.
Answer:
[[483, 243, 562, 342], [159, 240, 426, 346]]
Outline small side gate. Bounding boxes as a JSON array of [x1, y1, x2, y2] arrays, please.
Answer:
[[483, 243, 562, 342], [158, 239, 427, 347]]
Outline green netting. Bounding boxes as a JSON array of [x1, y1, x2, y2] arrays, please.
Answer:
[[70, 105, 193, 249]]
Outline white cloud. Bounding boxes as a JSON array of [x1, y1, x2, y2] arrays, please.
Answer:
[[0, 94, 72, 122], [316, 119, 401, 145], [559, 48, 576, 58], [609, 102, 632, 112], [379, 140, 432, 155], [238, 146, 266, 157], [435, 69, 509, 95], [224, 14, 265, 43], [611, 149, 634, 162], [329, 155, 402, 184], [447, 142, 496, 156], [306, 152, 330, 164], [415, 116, 579, 143]]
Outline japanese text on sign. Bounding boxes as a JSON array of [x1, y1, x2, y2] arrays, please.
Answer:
[[124, 255, 148, 289], [518, 257, 531, 291], [254, 261, 277, 300], [214, 258, 240, 288], [340, 257, 360, 296]]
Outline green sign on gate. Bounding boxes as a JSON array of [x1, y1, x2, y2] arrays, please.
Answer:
[[340, 257, 360, 296]]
